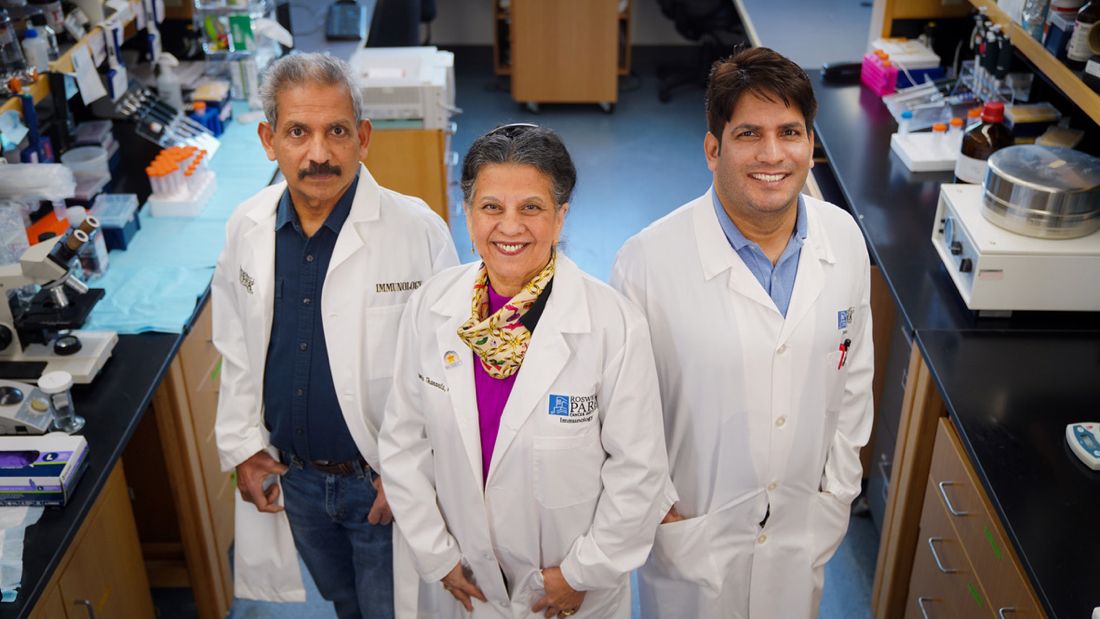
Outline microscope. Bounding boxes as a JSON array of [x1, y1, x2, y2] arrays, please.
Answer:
[[0, 216, 117, 385]]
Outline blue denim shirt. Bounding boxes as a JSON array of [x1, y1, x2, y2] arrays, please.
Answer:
[[712, 189, 807, 317], [263, 175, 361, 462]]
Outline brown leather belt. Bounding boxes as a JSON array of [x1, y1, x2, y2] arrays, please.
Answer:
[[308, 457, 368, 476]]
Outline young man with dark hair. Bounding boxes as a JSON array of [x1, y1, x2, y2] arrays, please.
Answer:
[[613, 47, 874, 618]]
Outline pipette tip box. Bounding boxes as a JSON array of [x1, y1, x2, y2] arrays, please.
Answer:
[[0, 433, 89, 506]]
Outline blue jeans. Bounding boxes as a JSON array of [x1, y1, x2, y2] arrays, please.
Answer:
[[279, 454, 394, 619]]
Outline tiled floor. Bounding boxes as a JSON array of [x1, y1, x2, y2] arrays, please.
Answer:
[[171, 46, 879, 619]]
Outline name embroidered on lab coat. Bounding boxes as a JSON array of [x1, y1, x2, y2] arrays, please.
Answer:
[[376, 280, 422, 293], [548, 394, 598, 423], [418, 373, 448, 392]]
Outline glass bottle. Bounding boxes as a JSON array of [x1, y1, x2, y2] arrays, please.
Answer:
[[0, 8, 27, 74], [1067, 2, 1100, 67], [954, 101, 1014, 184]]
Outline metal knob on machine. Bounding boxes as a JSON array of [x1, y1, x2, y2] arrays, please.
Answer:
[[982, 145, 1100, 240]]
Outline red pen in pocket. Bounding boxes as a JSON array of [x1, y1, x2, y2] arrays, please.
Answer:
[[838, 339, 852, 369]]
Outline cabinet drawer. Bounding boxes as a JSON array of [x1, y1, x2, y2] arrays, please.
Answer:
[[180, 302, 218, 391], [929, 420, 1044, 618], [907, 478, 995, 618]]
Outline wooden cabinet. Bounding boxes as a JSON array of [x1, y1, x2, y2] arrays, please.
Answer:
[[905, 477, 993, 618], [925, 419, 1044, 618], [873, 356, 1047, 619], [124, 300, 234, 619], [363, 128, 451, 223], [493, 0, 632, 107], [149, 300, 234, 619], [29, 463, 155, 619]]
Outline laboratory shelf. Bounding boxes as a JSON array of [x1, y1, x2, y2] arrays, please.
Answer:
[[969, 0, 1100, 126]]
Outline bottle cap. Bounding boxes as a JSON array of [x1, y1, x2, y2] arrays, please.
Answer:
[[932, 122, 947, 132], [950, 117, 964, 127], [981, 100, 1006, 123], [967, 107, 983, 119], [901, 110, 914, 119], [193, 101, 207, 111], [25, 27, 38, 38], [38, 371, 74, 395]]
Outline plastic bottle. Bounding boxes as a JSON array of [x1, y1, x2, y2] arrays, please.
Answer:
[[948, 116, 965, 151], [0, 8, 27, 74], [965, 106, 983, 130], [29, 14, 60, 61], [157, 52, 185, 111], [931, 122, 948, 156], [22, 27, 49, 73], [1067, 2, 1100, 67], [898, 110, 913, 135], [954, 101, 1014, 184], [1021, 0, 1051, 40]]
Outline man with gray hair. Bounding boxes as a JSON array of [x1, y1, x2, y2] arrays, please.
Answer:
[[212, 52, 458, 617]]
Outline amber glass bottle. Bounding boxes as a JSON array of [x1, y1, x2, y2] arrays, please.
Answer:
[[954, 101, 1014, 184]]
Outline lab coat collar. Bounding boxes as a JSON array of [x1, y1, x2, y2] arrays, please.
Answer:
[[692, 189, 838, 324]]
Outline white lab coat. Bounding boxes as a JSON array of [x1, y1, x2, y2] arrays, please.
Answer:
[[211, 164, 459, 609], [611, 190, 874, 619], [379, 254, 676, 618]]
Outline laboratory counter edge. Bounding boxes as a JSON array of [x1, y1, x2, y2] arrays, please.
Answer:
[[0, 297, 207, 619], [810, 69, 1100, 619]]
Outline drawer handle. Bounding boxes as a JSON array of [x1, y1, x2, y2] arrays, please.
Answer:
[[998, 609, 1018, 618], [927, 537, 959, 574], [917, 596, 939, 619], [877, 457, 891, 501], [937, 481, 971, 516], [74, 599, 98, 619]]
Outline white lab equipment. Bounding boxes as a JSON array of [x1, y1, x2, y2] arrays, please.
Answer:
[[1066, 423, 1100, 470], [0, 379, 53, 435], [931, 184, 1100, 312], [348, 47, 456, 129]]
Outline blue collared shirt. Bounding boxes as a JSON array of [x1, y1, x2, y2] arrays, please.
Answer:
[[712, 190, 807, 317], [263, 175, 361, 462]]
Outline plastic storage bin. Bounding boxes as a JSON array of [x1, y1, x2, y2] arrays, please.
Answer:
[[91, 193, 140, 250]]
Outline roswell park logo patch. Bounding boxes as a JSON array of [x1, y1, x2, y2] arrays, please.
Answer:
[[548, 394, 598, 423]]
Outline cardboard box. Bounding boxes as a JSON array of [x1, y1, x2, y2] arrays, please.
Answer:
[[0, 433, 88, 506]]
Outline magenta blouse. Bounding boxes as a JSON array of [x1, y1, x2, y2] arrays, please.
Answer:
[[473, 284, 519, 482]]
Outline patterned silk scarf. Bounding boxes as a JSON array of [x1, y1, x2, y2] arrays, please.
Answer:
[[457, 253, 557, 379]]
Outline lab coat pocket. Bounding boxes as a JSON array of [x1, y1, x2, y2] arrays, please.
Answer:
[[532, 433, 603, 509], [649, 515, 723, 593], [364, 305, 406, 380], [809, 491, 850, 568], [824, 350, 850, 413]]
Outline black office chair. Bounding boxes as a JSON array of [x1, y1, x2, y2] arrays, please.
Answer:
[[656, 0, 749, 102], [366, 0, 437, 46]]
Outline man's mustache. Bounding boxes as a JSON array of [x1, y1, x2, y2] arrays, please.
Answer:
[[298, 163, 342, 179]]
